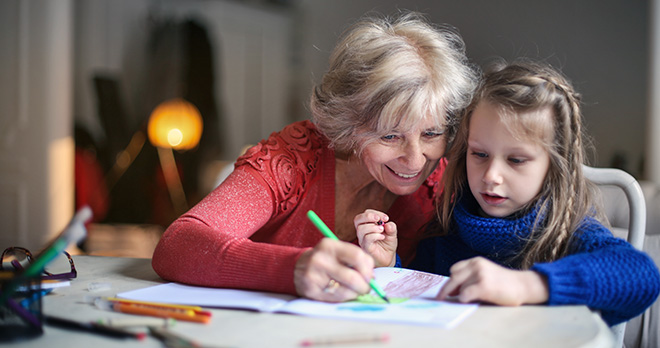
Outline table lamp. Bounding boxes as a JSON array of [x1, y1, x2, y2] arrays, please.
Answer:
[[147, 98, 203, 215]]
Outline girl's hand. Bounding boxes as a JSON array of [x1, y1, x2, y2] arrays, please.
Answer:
[[354, 209, 397, 267], [294, 238, 374, 302], [437, 257, 549, 306]]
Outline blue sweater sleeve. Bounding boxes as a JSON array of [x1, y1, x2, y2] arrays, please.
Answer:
[[531, 219, 660, 326], [394, 254, 402, 268]]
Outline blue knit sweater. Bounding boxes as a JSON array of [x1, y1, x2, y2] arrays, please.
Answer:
[[410, 195, 660, 326]]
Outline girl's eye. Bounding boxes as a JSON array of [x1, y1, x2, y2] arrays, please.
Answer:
[[470, 151, 487, 158], [509, 157, 526, 164]]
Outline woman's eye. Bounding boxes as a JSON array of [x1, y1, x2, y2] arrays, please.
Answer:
[[381, 134, 398, 141], [424, 130, 444, 137]]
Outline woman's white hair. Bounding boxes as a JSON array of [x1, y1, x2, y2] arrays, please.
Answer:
[[310, 11, 479, 154]]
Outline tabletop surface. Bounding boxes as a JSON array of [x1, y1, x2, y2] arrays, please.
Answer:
[[3, 255, 614, 348]]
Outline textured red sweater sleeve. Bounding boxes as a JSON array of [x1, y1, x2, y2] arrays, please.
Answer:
[[152, 169, 305, 294], [152, 121, 330, 295]]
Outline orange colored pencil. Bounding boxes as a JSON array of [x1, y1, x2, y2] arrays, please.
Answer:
[[105, 297, 206, 313], [111, 302, 211, 324]]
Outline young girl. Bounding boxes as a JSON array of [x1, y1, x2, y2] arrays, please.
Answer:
[[355, 60, 660, 326]]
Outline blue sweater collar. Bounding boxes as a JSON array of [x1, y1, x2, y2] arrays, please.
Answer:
[[453, 194, 543, 265]]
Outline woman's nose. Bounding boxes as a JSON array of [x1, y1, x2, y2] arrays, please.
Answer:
[[401, 140, 426, 168]]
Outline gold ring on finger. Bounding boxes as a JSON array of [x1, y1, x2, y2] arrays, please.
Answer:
[[323, 279, 340, 294]]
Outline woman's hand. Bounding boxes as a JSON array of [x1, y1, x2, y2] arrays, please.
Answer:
[[354, 209, 397, 267], [293, 238, 374, 302], [437, 257, 549, 306]]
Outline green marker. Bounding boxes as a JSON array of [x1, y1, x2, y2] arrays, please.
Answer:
[[307, 210, 390, 304]]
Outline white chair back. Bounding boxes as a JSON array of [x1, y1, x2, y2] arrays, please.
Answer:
[[583, 165, 647, 348]]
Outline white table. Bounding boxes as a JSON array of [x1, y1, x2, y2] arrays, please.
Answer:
[[3, 255, 614, 347]]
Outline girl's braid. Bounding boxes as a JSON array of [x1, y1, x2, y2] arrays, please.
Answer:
[[544, 75, 584, 261]]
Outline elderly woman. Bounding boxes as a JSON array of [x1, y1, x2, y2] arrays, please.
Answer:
[[152, 11, 478, 302]]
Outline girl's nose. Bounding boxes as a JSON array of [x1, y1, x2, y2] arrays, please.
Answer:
[[482, 160, 503, 185]]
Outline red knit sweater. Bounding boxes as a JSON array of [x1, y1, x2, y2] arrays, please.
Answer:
[[152, 120, 445, 295]]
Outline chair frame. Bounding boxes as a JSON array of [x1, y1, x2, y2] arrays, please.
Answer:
[[583, 165, 647, 348]]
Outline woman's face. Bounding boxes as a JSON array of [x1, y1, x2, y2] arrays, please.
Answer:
[[360, 117, 446, 196]]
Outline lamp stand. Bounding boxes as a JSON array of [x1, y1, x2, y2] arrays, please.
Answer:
[[156, 147, 189, 216], [105, 131, 147, 191]]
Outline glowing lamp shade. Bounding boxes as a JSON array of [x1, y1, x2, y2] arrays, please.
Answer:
[[147, 98, 203, 150]]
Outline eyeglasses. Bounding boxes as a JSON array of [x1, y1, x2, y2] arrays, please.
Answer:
[[1, 247, 77, 280]]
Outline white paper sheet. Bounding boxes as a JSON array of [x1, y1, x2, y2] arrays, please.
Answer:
[[117, 267, 477, 328]]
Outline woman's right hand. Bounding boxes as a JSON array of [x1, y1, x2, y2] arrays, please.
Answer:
[[354, 209, 397, 267], [293, 238, 374, 302]]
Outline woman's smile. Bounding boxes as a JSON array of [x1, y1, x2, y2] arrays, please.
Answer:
[[387, 166, 422, 180]]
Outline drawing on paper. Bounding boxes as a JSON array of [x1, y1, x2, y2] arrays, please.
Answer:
[[382, 271, 444, 298], [403, 302, 441, 309], [337, 304, 386, 312], [354, 294, 408, 304]]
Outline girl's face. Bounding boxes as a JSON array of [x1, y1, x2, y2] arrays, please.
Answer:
[[361, 117, 446, 196], [466, 101, 552, 218]]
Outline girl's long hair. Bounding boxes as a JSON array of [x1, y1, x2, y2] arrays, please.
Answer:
[[437, 59, 601, 269]]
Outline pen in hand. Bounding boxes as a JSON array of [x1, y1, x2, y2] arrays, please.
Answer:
[[306, 210, 390, 303]]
